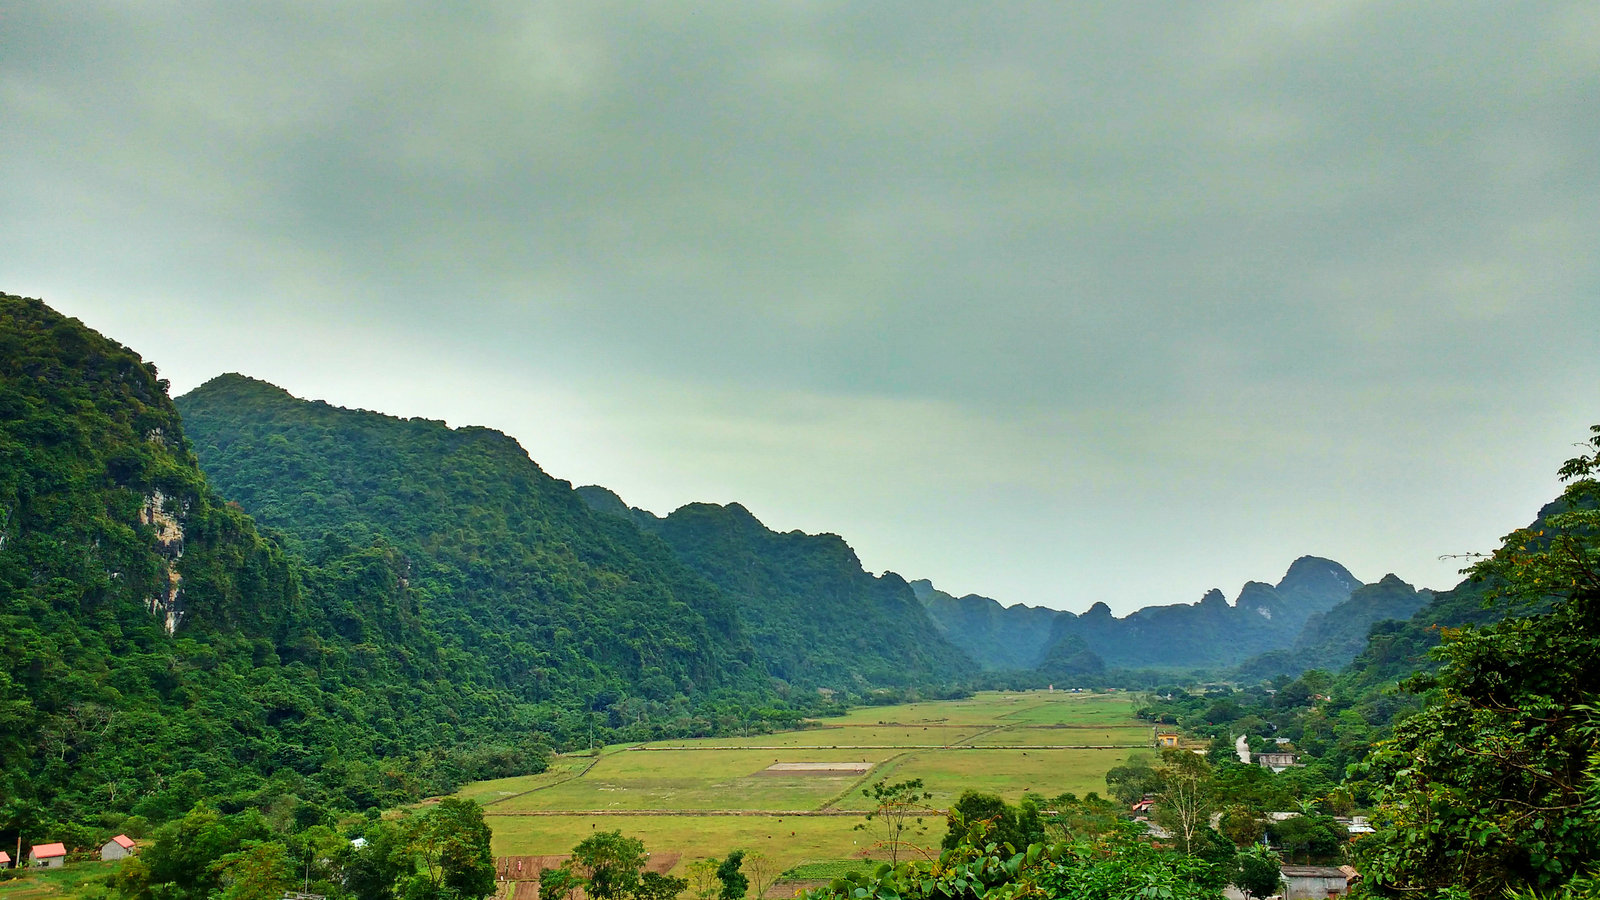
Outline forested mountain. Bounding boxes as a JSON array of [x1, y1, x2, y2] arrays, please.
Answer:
[[1035, 557, 1361, 670], [1333, 497, 1574, 699], [0, 295, 553, 837], [577, 488, 976, 691], [908, 580, 1062, 671], [1236, 575, 1431, 679], [176, 374, 791, 720], [908, 555, 1426, 677]]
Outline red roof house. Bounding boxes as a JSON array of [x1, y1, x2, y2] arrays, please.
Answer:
[[101, 835, 137, 861], [30, 843, 67, 869]]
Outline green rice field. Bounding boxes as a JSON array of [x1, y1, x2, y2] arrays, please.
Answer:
[[465, 690, 1155, 879]]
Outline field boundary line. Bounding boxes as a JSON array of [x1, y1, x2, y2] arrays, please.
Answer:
[[817, 750, 917, 813], [484, 809, 938, 817], [946, 724, 1007, 747], [620, 743, 1141, 751], [481, 752, 610, 808]]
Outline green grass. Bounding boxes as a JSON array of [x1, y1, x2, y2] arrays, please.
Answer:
[[818, 694, 1046, 727], [962, 724, 1153, 746], [867, 748, 1139, 808], [457, 755, 598, 804], [492, 748, 901, 812], [485, 814, 874, 874], [638, 725, 989, 749], [0, 861, 119, 900], [994, 696, 1140, 726], [470, 691, 1149, 873], [779, 859, 884, 879]]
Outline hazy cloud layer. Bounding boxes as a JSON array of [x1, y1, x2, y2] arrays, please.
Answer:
[[4, 3, 1597, 611]]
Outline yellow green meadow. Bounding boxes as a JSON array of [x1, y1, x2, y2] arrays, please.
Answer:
[[464, 690, 1154, 876]]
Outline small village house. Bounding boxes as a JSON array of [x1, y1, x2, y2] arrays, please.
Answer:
[[1155, 732, 1179, 748], [29, 843, 67, 869], [1280, 865, 1350, 898], [0, 850, 11, 867], [100, 835, 136, 861], [1256, 750, 1302, 772]]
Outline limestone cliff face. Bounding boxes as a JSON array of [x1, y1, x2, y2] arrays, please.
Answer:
[[138, 489, 187, 633], [0, 293, 298, 644]]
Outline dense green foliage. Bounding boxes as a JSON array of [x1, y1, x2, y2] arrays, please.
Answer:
[[941, 792, 1045, 853], [1352, 428, 1600, 898], [0, 295, 549, 851], [623, 499, 976, 692], [806, 819, 1224, 900], [542, 830, 687, 900], [178, 374, 810, 738], [714, 850, 746, 900], [908, 581, 1064, 672], [113, 797, 495, 900], [1231, 845, 1281, 900]]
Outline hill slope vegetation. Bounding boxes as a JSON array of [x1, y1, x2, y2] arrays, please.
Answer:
[[176, 374, 781, 720], [0, 295, 553, 836], [575, 487, 976, 691]]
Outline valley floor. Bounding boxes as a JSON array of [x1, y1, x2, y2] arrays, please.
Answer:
[[458, 690, 1150, 882]]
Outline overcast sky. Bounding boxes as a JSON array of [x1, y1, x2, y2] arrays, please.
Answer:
[[4, 3, 1597, 614]]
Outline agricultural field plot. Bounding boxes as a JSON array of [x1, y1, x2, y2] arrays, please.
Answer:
[[487, 813, 879, 876], [472, 691, 1148, 874], [638, 724, 989, 749], [857, 748, 1142, 809], [990, 694, 1145, 726], [820, 693, 1053, 726], [487, 747, 898, 812], [456, 756, 596, 805], [962, 724, 1155, 746]]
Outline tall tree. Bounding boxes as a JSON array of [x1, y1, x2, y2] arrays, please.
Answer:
[[1153, 749, 1214, 855], [211, 841, 294, 900], [1355, 425, 1600, 898], [854, 779, 935, 865], [415, 799, 495, 900], [1231, 845, 1281, 900], [567, 831, 647, 900], [714, 850, 746, 900], [739, 852, 775, 900]]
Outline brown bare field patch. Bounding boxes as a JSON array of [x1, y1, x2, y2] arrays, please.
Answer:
[[757, 762, 874, 777]]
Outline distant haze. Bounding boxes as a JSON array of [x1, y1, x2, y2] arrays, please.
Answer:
[[3, 4, 1597, 613]]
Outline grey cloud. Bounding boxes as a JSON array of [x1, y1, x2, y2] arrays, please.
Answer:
[[3, 2, 1597, 610]]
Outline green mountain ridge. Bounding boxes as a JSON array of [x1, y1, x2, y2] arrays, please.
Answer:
[[908, 555, 1431, 680], [1333, 496, 1578, 701], [175, 373, 778, 715], [1035, 557, 1361, 670], [907, 579, 1064, 672], [1235, 574, 1432, 680], [576, 488, 977, 691], [0, 295, 555, 831]]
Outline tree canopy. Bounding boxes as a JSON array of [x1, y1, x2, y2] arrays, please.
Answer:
[[1354, 426, 1600, 898]]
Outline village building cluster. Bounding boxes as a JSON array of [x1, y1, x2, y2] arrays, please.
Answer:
[[3, 835, 138, 870]]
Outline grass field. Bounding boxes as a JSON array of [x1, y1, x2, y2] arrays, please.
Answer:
[[468, 690, 1152, 876], [636, 725, 991, 749], [0, 862, 119, 900]]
